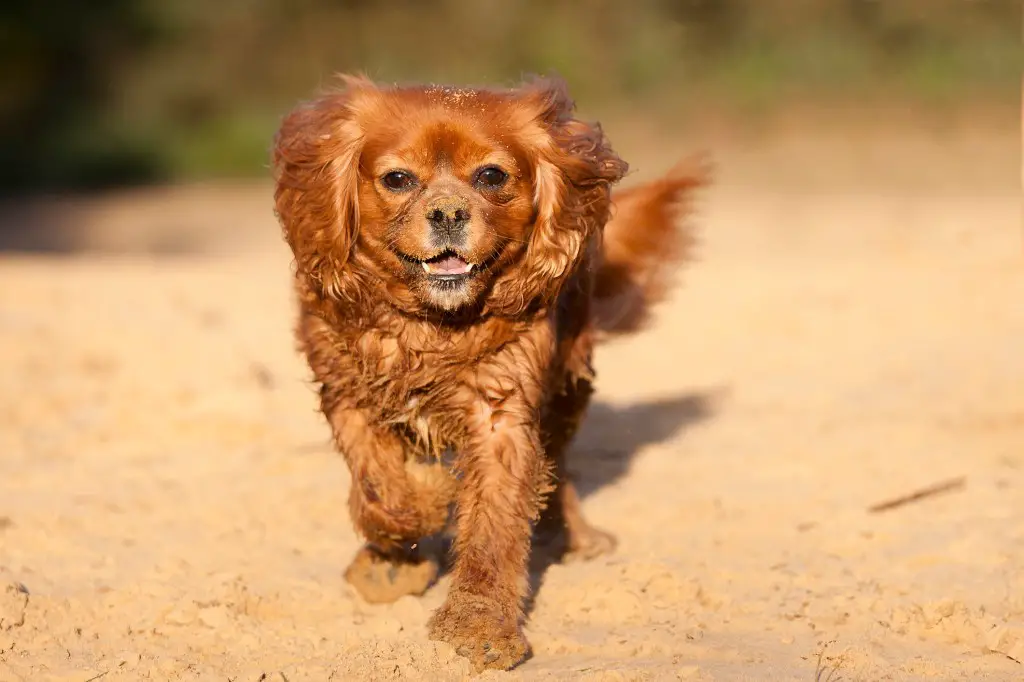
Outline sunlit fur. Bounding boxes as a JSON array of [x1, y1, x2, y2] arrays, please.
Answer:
[[272, 73, 710, 672]]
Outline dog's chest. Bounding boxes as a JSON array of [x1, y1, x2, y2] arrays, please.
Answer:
[[364, 345, 472, 454], [386, 391, 465, 466], [349, 315, 543, 453]]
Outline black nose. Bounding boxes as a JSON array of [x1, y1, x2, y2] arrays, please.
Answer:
[[427, 207, 470, 241], [428, 207, 469, 228]]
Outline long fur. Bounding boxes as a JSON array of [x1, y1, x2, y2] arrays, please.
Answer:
[[271, 73, 708, 672], [595, 156, 712, 336]]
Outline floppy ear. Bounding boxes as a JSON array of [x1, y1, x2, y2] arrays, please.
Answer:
[[271, 75, 373, 298], [490, 76, 628, 314]]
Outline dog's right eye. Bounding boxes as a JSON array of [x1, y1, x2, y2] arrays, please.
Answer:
[[381, 170, 417, 192]]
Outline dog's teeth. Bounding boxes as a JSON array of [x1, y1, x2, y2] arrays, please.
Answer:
[[465, 263, 474, 272], [421, 262, 431, 273]]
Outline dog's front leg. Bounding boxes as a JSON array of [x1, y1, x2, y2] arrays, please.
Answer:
[[427, 345, 552, 672], [324, 402, 452, 604]]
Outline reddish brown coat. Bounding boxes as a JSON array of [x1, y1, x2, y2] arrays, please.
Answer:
[[272, 74, 709, 672]]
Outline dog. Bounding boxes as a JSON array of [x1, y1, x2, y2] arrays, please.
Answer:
[[271, 73, 708, 671]]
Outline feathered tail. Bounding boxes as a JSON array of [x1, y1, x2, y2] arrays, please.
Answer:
[[592, 155, 712, 337]]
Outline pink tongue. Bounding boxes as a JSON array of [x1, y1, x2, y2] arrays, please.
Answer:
[[432, 256, 468, 273]]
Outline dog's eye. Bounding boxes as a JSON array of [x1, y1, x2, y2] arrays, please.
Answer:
[[381, 170, 417, 192], [474, 166, 508, 189]]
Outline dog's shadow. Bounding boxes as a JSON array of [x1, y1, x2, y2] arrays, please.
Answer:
[[568, 391, 719, 500], [353, 388, 721, 619], [522, 388, 721, 616]]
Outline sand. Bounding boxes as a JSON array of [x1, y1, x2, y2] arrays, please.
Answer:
[[0, 124, 1021, 681]]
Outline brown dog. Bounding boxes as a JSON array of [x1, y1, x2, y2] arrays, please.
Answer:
[[271, 74, 708, 671]]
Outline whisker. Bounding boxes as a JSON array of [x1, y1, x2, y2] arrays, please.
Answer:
[[493, 232, 529, 245]]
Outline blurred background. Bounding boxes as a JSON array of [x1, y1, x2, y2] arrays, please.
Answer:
[[0, 0, 1020, 248], [1, 5, 1022, 679], [1, 0, 1019, 195]]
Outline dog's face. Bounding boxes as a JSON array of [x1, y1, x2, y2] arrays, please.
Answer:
[[356, 97, 537, 310], [273, 76, 628, 316]]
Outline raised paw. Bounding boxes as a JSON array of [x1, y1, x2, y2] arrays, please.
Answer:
[[563, 523, 617, 563], [427, 592, 529, 672], [343, 544, 439, 604]]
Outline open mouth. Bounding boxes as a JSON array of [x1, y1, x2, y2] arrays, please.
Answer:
[[416, 251, 476, 279]]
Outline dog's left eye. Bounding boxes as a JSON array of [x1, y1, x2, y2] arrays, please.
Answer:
[[474, 166, 508, 189]]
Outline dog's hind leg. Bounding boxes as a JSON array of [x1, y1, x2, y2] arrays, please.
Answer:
[[534, 343, 617, 563]]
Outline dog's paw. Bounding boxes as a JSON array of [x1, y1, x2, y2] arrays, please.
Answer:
[[427, 592, 529, 672], [343, 545, 439, 604], [563, 524, 617, 563]]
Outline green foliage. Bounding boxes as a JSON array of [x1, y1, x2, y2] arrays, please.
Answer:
[[1, 0, 1020, 193]]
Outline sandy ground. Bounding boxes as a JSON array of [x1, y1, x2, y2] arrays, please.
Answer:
[[0, 125, 1021, 681]]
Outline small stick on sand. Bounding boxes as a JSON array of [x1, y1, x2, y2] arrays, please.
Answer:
[[868, 476, 967, 513]]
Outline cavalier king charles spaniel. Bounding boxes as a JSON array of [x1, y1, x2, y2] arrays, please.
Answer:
[[272, 74, 709, 671]]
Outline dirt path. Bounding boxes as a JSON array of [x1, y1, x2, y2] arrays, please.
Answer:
[[0, 129, 1021, 681]]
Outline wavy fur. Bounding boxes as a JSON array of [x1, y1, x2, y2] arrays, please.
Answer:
[[271, 73, 708, 672]]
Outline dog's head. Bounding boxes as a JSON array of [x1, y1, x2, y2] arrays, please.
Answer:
[[272, 75, 627, 317]]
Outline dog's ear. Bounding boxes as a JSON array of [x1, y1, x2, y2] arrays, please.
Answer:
[[489, 76, 628, 314], [272, 75, 375, 298]]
